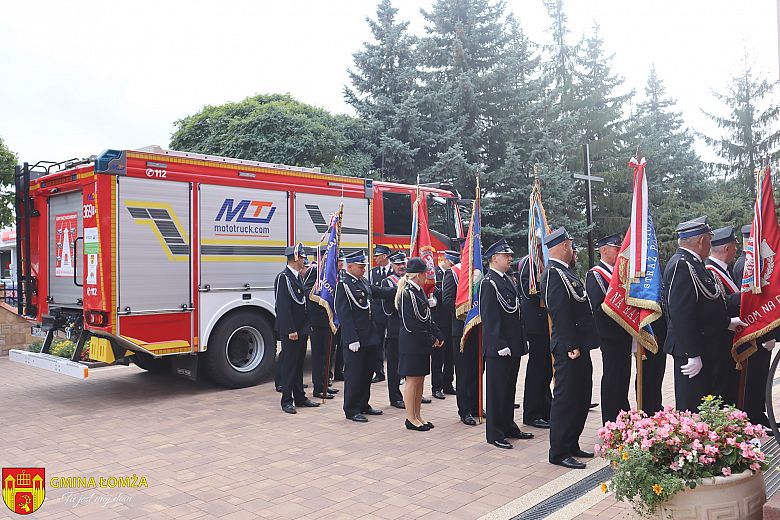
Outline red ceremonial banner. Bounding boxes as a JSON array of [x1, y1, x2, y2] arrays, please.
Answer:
[[410, 190, 436, 297], [733, 165, 780, 352]]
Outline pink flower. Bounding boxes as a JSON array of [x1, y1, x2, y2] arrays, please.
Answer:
[[708, 431, 719, 442], [641, 438, 653, 450], [704, 445, 719, 456], [722, 467, 732, 476], [750, 463, 761, 472], [726, 437, 737, 446]]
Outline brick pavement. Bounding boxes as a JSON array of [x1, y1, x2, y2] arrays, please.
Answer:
[[0, 348, 678, 519]]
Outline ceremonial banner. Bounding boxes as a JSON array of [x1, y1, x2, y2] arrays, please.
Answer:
[[310, 203, 342, 333], [602, 157, 663, 352], [527, 178, 551, 295], [456, 185, 483, 350], [410, 187, 436, 297], [733, 165, 780, 355]]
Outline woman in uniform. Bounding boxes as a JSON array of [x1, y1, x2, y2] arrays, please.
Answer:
[[396, 257, 445, 431]]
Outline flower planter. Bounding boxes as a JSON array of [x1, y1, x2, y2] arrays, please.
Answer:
[[654, 470, 765, 519]]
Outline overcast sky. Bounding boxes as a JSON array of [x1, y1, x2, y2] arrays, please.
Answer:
[[1, 1, 778, 164]]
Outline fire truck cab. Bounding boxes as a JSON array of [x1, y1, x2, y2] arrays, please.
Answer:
[[11, 146, 462, 388]]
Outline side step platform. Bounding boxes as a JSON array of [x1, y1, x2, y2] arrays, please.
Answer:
[[9, 349, 89, 379]]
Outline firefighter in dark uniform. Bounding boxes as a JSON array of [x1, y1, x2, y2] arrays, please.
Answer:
[[517, 244, 552, 429], [369, 245, 393, 383], [541, 228, 598, 469], [585, 233, 631, 425], [431, 251, 458, 399], [274, 243, 320, 414], [397, 257, 446, 431], [704, 226, 741, 406], [303, 246, 339, 400], [442, 251, 480, 425], [733, 224, 778, 427], [663, 217, 743, 413], [336, 251, 384, 422], [481, 240, 533, 449], [376, 252, 408, 408], [332, 249, 346, 382]]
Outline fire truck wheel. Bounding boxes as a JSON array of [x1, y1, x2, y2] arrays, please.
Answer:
[[132, 352, 172, 373], [206, 310, 273, 388]]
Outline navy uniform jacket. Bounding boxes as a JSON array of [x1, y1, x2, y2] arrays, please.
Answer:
[[369, 264, 391, 324], [540, 260, 599, 354], [399, 283, 444, 355], [480, 269, 527, 358], [585, 262, 631, 342], [662, 249, 729, 358], [336, 271, 380, 348], [303, 267, 332, 330], [442, 266, 465, 337], [432, 265, 452, 332], [518, 255, 549, 336], [274, 267, 309, 339], [733, 253, 746, 285], [705, 259, 740, 317], [374, 276, 401, 339]]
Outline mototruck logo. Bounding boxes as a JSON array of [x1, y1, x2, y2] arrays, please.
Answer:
[[215, 199, 276, 224], [3, 468, 45, 515], [124, 201, 189, 262]]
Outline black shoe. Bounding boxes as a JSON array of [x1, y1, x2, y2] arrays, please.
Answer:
[[425, 421, 434, 429], [391, 400, 406, 409], [421, 396, 431, 404], [348, 414, 368, 423], [372, 374, 386, 383], [303, 384, 309, 389], [405, 419, 430, 431], [282, 404, 296, 414], [507, 430, 534, 440], [526, 418, 550, 429], [432, 389, 445, 400], [295, 399, 320, 408], [572, 449, 594, 459], [461, 415, 477, 426], [442, 386, 457, 395], [312, 392, 334, 400], [276, 385, 282, 392], [363, 408, 383, 416], [489, 439, 512, 449], [514, 403, 521, 409], [551, 457, 586, 469], [328, 387, 339, 394], [589, 403, 599, 409]]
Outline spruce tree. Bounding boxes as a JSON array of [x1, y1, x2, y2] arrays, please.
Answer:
[[701, 56, 780, 193], [344, 0, 420, 183]]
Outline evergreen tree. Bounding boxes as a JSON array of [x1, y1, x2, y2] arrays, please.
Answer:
[[0, 137, 16, 228], [626, 66, 708, 259], [344, 0, 420, 182], [701, 56, 780, 193]]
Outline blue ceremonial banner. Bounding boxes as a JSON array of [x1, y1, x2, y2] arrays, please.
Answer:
[[527, 178, 551, 295], [310, 205, 342, 333]]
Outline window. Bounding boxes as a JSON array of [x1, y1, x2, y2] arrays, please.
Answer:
[[428, 196, 450, 238], [383, 192, 412, 235]]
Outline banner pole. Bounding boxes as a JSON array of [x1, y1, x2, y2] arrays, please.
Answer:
[[635, 344, 644, 412], [738, 352, 750, 410]]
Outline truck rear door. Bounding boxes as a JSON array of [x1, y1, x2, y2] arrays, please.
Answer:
[[48, 190, 83, 307]]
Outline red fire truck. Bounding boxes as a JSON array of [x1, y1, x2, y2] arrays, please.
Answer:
[[10, 146, 462, 388]]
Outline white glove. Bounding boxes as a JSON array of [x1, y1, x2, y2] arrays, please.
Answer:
[[680, 356, 703, 378], [498, 347, 511, 356], [428, 296, 437, 308], [728, 317, 747, 331], [764, 339, 776, 351], [348, 341, 360, 352]]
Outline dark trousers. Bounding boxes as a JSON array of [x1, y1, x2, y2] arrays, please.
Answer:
[[373, 319, 387, 376], [486, 357, 521, 442], [279, 335, 308, 407], [332, 330, 344, 379], [744, 348, 771, 427], [673, 355, 710, 412], [385, 337, 403, 403], [454, 332, 480, 418], [708, 349, 739, 407], [600, 338, 631, 424], [310, 327, 332, 396], [523, 333, 552, 424], [343, 344, 376, 418], [431, 332, 455, 391], [640, 348, 666, 415], [549, 349, 592, 463]]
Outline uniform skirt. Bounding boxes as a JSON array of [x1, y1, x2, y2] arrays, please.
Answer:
[[398, 352, 430, 377]]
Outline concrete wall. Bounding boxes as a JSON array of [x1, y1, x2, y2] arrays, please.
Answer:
[[0, 302, 35, 356]]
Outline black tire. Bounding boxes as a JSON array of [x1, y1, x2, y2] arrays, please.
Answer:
[[205, 310, 274, 388], [132, 352, 172, 373]]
